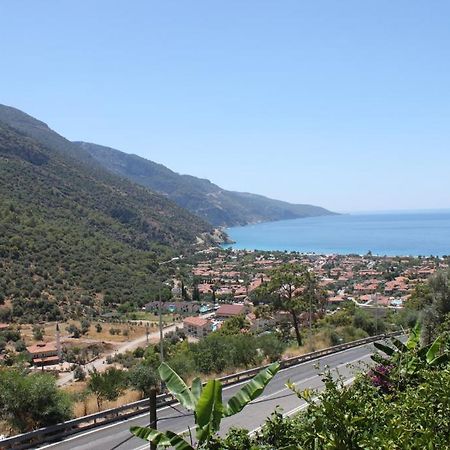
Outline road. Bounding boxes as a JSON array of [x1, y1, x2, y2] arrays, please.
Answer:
[[43, 341, 377, 450], [57, 323, 180, 386]]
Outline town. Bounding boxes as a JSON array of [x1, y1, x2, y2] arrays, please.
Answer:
[[1, 249, 443, 377]]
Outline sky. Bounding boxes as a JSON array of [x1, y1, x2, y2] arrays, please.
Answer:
[[1, 1, 450, 213]]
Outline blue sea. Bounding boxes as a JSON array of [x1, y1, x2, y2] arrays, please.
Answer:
[[223, 211, 450, 257]]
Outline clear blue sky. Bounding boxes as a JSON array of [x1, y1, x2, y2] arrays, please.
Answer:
[[1, 1, 450, 212]]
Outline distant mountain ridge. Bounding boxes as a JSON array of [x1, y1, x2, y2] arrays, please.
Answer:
[[74, 141, 336, 227], [0, 104, 225, 321]]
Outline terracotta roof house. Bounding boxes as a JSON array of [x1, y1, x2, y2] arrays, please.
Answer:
[[183, 316, 213, 338], [215, 303, 247, 319], [27, 342, 60, 366]]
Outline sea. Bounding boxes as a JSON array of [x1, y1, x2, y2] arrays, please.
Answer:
[[223, 210, 450, 257]]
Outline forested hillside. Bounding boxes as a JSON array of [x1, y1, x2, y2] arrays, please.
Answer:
[[0, 121, 218, 323], [75, 141, 336, 227]]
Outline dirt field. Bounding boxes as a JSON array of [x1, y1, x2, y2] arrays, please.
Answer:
[[63, 382, 143, 417], [17, 320, 158, 346]]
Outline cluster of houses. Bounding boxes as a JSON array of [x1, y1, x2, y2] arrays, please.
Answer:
[[1, 251, 446, 366], [189, 250, 447, 311], [183, 303, 251, 338]]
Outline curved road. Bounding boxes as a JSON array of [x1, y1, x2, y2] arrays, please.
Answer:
[[43, 341, 379, 450]]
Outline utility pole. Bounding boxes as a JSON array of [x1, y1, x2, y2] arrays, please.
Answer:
[[159, 287, 164, 363], [149, 388, 157, 450], [309, 294, 313, 340], [375, 293, 379, 334]]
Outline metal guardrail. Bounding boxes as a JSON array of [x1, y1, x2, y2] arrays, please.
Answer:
[[0, 331, 402, 449]]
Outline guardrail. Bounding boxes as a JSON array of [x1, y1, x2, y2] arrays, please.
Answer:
[[0, 331, 402, 449]]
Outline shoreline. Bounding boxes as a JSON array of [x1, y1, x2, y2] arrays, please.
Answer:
[[221, 211, 450, 258]]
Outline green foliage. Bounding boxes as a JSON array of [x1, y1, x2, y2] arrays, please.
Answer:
[[257, 333, 287, 362], [352, 308, 385, 335], [128, 363, 159, 398], [0, 368, 73, 432], [264, 263, 322, 346], [131, 428, 194, 450], [0, 120, 216, 323], [158, 362, 197, 410], [73, 365, 86, 381], [14, 339, 27, 352], [131, 361, 279, 447], [156, 330, 285, 378], [204, 428, 255, 450], [87, 367, 127, 409], [224, 362, 280, 416], [418, 270, 450, 344], [66, 324, 81, 338], [210, 337, 450, 450], [32, 325, 44, 341], [372, 324, 449, 381], [218, 315, 250, 335], [80, 319, 91, 335], [76, 141, 333, 228]]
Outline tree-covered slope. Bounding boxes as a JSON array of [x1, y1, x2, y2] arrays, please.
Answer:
[[74, 141, 336, 227], [0, 122, 217, 322]]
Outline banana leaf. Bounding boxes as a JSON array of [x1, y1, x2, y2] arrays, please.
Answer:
[[224, 362, 280, 417], [418, 343, 432, 359], [191, 377, 203, 402], [374, 342, 395, 356], [130, 426, 194, 450], [425, 336, 442, 364], [158, 362, 197, 411], [428, 353, 450, 366], [195, 379, 223, 443], [391, 337, 407, 353], [406, 322, 421, 350]]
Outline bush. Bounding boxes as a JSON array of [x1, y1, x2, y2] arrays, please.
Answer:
[[128, 363, 159, 398], [256, 333, 286, 362], [73, 365, 86, 381], [0, 368, 73, 432], [211, 331, 450, 450]]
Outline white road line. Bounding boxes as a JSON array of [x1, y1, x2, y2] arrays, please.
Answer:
[[39, 345, 373, 449], [249, 376, 357, 437]]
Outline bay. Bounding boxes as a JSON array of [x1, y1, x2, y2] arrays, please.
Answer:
[[223, 211, 450, 256]]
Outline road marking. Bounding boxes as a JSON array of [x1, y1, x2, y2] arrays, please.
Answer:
[[249, 376, 356, 437], [250, 373, 318, 403], [39, 345, 373, 449]]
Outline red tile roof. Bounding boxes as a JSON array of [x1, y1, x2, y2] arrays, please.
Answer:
[[27, 342, 57, 354], [184, 316, 209, 327], [216, 304, 245, 316]]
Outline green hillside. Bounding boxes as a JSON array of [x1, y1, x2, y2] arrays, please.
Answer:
[[0, 121, 218, 323], [74, 141, 336, 227]]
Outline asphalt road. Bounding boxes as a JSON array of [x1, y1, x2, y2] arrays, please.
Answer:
[[41, 342, 377, 450]]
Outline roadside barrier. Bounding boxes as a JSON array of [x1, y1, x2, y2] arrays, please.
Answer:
[[0, 331, 402, 449]]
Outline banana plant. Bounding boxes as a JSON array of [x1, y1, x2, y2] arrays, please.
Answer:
[[131, 361, 280, 448], [372, 323, 449, 376], [372, 321, 421, 358]]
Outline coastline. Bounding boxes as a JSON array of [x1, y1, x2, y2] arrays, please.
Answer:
[[221, 211, 450, 257]]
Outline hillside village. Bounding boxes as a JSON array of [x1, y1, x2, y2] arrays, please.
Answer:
[[1, 249, 444, 375], [146, 249, 445, 339]]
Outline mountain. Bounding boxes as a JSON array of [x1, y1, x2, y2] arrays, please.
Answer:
[[0, 105, 223, 322], [73, 141, 336, 227]]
